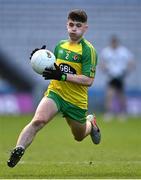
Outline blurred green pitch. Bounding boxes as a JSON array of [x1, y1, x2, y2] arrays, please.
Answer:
[[0, 114, 141, 179]]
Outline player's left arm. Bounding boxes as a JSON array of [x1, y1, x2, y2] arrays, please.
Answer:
[[69, 45, 97, 86], [43, 63, 94, 86], [66, 74, 94, 86], [42, 44, 97, 87], [63, 45, 97, 86]]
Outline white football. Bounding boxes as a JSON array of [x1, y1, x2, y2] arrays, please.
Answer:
[[31, 49, 56, 74]]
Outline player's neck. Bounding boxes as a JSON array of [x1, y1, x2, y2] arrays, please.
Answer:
[[69, 37, 83, 44]]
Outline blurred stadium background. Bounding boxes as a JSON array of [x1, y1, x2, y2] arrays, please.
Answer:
[[0, 0, 141, 115]]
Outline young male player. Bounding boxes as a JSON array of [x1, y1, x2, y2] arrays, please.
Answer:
[[7, 9, 101, 168]]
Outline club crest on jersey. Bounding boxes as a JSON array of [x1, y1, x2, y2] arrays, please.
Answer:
[[66, 50, 71, 54], [59, 49, 64, 54], [73, 55, 78, 61]]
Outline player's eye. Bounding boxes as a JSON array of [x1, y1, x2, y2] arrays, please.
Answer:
[[76, 23, 82, 28], [69, 23, 74, 27]]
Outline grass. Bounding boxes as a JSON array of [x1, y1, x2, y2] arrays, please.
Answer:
[[0, 114, 141, 179]]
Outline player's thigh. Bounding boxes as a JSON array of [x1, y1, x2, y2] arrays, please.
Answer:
[[32, 96, 58, 124], [62, 101, 87, 137]]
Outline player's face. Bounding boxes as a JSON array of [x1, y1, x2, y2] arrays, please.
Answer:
[[67, 20, 88, 42]]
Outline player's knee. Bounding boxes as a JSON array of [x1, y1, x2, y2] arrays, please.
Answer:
[[31, 115, 47, 129], [32, 120, 46, 127], [74, 135, 84, 142]]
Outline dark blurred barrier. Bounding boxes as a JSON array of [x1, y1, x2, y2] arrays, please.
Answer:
[[0, 50, 34, 92], [0, 49, 47, 113]]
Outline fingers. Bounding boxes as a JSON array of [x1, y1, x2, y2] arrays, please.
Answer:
[[41, 45, 46, 49], [44, 67, 53, 71], [29, 45, 46, 60], [42, 70, 53, 80], [54, 63, 57, 68], [29, 48, 39, 59], [42, 69, 53, 76], [42, 71, 51, 76], [54, 63, 60, 70]]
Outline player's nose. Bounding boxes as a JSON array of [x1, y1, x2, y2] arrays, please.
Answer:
[[72, 25, 77, 31]]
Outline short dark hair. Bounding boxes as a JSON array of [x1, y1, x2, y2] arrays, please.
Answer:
[[68, 9, 87, 23]]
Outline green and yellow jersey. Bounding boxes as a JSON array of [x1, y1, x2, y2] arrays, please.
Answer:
[[45, 38, 98, 109]]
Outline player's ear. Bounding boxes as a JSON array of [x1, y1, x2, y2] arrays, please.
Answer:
[[66, 22, 69, 29], [84, 24, 88, 31]]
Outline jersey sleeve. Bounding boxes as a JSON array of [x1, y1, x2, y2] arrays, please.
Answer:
[[54, 44, 59, 58], [82, 46, 98, 78]]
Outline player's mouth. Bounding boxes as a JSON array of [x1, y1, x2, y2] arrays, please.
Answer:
[[70, 32, 77, 36]]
